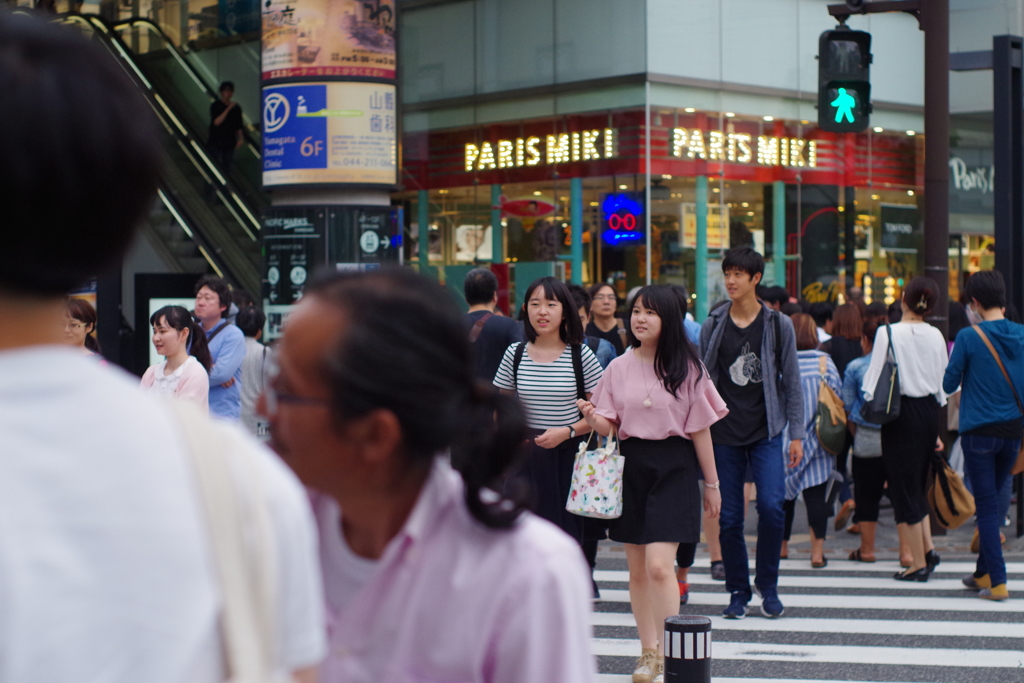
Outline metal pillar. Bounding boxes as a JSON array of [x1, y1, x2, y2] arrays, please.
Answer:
[[570, 177, 583, 284], [773, 180, 787, 290], [418, 189, 430, 271], [491, 184, 504, 264], [921, 0, 950, 339], [695, 175, 709, 320], [993, 36, 1024, 316]]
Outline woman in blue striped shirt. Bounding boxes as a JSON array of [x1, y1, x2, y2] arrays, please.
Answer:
[[780, 313, 842, 567]]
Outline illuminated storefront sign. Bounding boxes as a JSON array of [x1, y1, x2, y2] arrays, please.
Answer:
[[672, 128, 818, 168], [464, 129, 617, 172], [602, 193, 644, 245]]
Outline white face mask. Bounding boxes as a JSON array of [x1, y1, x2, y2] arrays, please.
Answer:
[[966, 304, 983, 325]]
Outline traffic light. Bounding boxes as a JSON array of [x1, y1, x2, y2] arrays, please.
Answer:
[[818, 29, 872, 133]]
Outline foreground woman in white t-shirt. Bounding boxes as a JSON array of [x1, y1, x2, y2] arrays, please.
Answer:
[[140, 305, 212, 413]]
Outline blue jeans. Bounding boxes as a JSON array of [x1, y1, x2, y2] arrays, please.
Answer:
[[962, 434, 1019, 587], [714, 432, 785, 597]]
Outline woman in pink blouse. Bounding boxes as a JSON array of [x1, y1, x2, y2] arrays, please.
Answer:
[[140, 305, 212, 413], [579, 285, 727, 683]]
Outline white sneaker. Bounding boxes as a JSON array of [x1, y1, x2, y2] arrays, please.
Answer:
[[632, 649, 658, 683]]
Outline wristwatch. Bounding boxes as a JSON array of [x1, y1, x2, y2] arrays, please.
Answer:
[[567, 425, 577, 439]]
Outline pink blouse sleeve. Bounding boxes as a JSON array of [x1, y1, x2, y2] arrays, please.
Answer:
[[681, 371, 729, 436], [176, 363, 210, 414], [140, 366, 156, 389], [591, 370, 620, 425]]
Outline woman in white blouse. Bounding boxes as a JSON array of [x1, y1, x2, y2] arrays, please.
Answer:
[[862, 277, 948, 581], [140, 305, 212, 413]]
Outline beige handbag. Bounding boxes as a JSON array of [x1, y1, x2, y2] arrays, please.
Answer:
[[174, 402, 292, 683]]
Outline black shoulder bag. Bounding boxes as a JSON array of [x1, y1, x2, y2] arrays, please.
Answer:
[[860, 321, 901, 425]]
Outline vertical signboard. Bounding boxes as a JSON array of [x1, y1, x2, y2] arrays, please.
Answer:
[[263, 207, 327, 339], [328, 206, 401, 267]]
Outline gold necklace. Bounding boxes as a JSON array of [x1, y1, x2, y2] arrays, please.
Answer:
[[638, 350, 657, 408]]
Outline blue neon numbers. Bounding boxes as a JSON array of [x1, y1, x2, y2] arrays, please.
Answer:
[[602, 193, 644, 245]]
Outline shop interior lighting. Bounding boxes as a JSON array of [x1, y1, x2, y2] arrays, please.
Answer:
[[619, 184, 628, 190], [863, 275, 873, 304], [763, 116, 774, 121], [871, 194, 880, 200], [684, 108, 696, 113], [589, 201, 599, 206], [533, 190, 542, 196], [725, 112, 735, 118], [801, 120, 810, 125], [873, 127, 884, 133], [907, 190, 915, 196], [741, 202, 749, 207], [906, 130, 916, 136], [747, 211, 755, 216], [662, 174, 672, 179], [712, 188, 720, 193]]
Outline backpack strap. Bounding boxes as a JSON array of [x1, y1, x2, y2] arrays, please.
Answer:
[[818, 353, 828, 379], [773, 309, 783, 377], [571, 343, 586, 402], [512, 342, 526, 391], [972, 324, 1024, 417], [468, 312, 493, 344]]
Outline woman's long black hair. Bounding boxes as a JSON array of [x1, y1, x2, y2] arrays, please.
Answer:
[[305, 268, 529, 530], [149, 305, 212, 372], [625, 285, 703, 398]]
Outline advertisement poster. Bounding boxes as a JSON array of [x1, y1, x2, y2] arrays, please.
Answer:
[[262, 82, 397, 186], [680, 203, 730, 250], [262, 0, 396, 81], [263, 208, 327, 339], [879, 203, 921, 254]]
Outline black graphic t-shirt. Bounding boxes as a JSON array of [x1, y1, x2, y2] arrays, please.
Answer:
[[711, 309, 769, 447]]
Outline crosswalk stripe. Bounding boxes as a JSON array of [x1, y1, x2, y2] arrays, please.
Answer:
[[594, 569, 1007, 591], [597, 677, 925, 683], [590, 611, 1024, 638], [595, 588, 1018, 612], [675, 558, 1024, 574], [591, 638, 1024, 668]]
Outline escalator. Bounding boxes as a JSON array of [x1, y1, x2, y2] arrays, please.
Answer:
[[62, 14, 264, 296]]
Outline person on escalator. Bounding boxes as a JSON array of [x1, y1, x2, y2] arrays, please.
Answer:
[[208, 80, 244, 173]]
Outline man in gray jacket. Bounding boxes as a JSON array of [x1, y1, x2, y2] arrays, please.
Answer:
[[700, 247, 805, 620]]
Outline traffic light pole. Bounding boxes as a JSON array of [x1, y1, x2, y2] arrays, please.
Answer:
[[829, 0, 949, 339]]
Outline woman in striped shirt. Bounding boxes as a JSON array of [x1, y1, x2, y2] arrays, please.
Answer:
[[494, 277, 604, 543], [780, 313, 842, 568]]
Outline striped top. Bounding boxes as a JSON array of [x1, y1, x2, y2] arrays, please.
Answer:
[[494, 342, 604, 430], [784, 350, 842, 501]]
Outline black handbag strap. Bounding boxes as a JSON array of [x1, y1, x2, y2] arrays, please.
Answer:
[[883, 321, 898, 367]]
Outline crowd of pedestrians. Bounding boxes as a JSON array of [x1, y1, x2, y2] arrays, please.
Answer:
[[4, 12, 1023, 683]]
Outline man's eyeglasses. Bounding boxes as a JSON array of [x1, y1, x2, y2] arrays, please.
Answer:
[[263, 359, 331, 415]]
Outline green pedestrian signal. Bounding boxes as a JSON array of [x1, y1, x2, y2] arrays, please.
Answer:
[[818, 29, 872, 133], [831, 88, 857, 123]]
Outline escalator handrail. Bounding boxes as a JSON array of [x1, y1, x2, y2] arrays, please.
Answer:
[[111, 16, 263, 159], [61, 14, 261, 293], [67, 14, 264, 232]]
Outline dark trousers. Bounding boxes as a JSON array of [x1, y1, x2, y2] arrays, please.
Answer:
[[852, 455, 887, 522], [962, 434, 1020, 587], [783, 482, 830, 540], [881, 395, 938, 525], [714, 432, 785, 596], [209, 146, 235, 173]]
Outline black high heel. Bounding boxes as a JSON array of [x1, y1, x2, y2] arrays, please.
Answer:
[[894, 567, 931, 582], [926, 550, 941, 570]]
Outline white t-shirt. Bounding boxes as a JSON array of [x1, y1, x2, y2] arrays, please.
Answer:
[[313, 495, 380, 615], [493, 343, 603, 429], [0, 346, 326, 683], [863, 321, 948, 404]]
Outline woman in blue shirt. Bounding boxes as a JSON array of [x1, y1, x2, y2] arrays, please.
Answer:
[[841, 319, 888, 563], [781, 314, 841, 568]]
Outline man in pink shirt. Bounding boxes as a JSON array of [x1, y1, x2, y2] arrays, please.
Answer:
[[261, 268, 597, 683]]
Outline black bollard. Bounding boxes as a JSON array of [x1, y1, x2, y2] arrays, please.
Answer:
[[663, 615, 712, 682]]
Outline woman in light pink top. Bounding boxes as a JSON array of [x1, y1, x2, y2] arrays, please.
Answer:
[[261, 269, 595, 683], [579, 285, 727, 683], [140, 305, 211, 413]]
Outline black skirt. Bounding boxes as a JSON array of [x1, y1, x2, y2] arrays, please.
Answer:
[[609, 436, 702, 545], [506, 431, 585, 543]]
